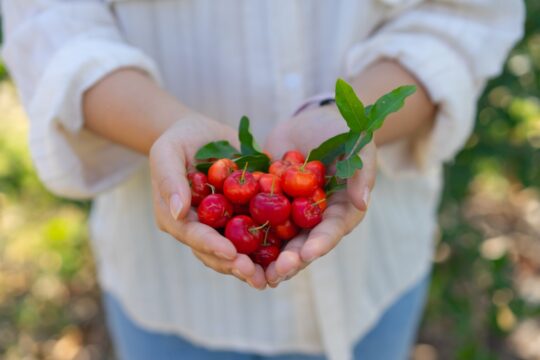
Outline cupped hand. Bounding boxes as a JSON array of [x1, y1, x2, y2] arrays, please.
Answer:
[[264, 106, 377, 287], [149, 114, 267, 289]]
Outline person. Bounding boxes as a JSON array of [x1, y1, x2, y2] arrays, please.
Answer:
[[2, 0, 524, 359]]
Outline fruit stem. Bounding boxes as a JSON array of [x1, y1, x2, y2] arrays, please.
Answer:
[[240, 162, 248, 184], [252, 221, 269, 231], [263, 227, 270, 246], [300, 150, 312, 170], [313, 197, 326, 206], [206, 183, 216, 194]]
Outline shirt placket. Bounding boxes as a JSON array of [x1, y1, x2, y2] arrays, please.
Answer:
[[266, 3, 352, 359]]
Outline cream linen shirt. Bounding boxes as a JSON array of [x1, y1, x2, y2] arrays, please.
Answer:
[[2, 1, 524, 359]]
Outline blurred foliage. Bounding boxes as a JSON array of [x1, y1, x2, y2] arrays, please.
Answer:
[[0, 83, 111, 359], [416, 1, 540, 359], [0, 2, 539, 359]]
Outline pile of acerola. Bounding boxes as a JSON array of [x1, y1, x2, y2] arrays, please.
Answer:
[[188, 150, 327, 268]]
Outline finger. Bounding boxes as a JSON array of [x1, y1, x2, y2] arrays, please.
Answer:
[[192, 249, 235, 274], [266, 233, 308, 287], [150, 137, 192, 220], [347, 141, 377, 211], [232, 255, 267, 290], [194, 251, 266, 290], [157, 205, 237, 260], [300, 196, 364, 263], [249, 264, 268, 290], [232, 254, 257, 280]]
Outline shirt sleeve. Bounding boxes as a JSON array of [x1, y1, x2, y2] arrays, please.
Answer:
[[1, 0, 162, 199], [346, 0, 525, 178]]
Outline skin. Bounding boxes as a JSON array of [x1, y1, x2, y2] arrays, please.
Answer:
[[83, 60, 436, 289], [263, 61, 436, 287]]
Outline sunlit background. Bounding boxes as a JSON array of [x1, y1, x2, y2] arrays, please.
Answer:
[[1, 2, 539, 359]]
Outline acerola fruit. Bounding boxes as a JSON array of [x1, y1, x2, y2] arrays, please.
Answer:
[[305, 160, 326, 188], [188, 172, 210, 207], [251, 245, 280, 269], [282, 150, 305, 164], [252, 171, 264, 181], [270, 219, 300, 241], [269, 160, 290, 178], [258, 173, 282, 194], [282, 166, 318, 197], [224, 215, 264, 254], [249, 193, 291, 226], [291, 197, 323, 229], [310, 188, 327, 211], [208, 159, 238, 191], [197, 194, 233, 228], [223, 170, 259, 204]]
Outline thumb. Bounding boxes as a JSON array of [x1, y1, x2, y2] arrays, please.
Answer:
[[150, 137, 192, 221], [347, 141, 377, 212]]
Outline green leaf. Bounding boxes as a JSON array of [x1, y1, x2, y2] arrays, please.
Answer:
[[195, 162, 213, 173], [336, 154, 363, 179], [308, 132, 349, 166], [335, 78, 368, 132], [344, 131, 373, 155], [324, 175, 347, 195], [367, 85, 417, 131], [195, 140, 239, 160], [239, 116, 262, 155], [234, 154, 270, 172]]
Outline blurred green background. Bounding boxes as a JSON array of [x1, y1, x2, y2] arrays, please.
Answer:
[[1, 2, 540, 359]]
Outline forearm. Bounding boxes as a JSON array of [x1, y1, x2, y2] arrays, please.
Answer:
[[349, 60, 437, 146], [83, 68, 192, 155]]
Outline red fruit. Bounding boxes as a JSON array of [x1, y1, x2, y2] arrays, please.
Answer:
[[310, 188, 327, 211], [208, 159, 238, 191], [282, 150, 305, 164], [188, 172, 210, 207], [305, 160, 326, 188], [252, 171, 264, 181], [223, 170, 259, 204], [224, 215, 264, 254], [282, 166, 318, 197], [258, 173, 282, 194], [269, 160, 290, 178], [270, 219, 300, 241], [197, 194, 233, 228], [291, 197, 323, 229], [251, 245, 280, 269], [250, 193, 291, 226]]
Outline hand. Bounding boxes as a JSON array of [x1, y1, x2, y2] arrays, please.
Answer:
[[150, 114, 268, 289], [264, 106, 377, 287]]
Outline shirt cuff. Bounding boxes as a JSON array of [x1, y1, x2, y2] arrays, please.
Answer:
[[346, 32, 477, 178], [28, 38, 162, 199]]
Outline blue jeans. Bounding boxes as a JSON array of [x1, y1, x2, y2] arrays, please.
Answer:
[[103, 276, 429, 360]]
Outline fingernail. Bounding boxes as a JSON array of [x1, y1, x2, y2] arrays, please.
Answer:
[[270, 276, 284, 286], [170, 193, 183, 219], [246, 279, 258, 289], [362, 187, 371, 208], [214, 251, 235, 260], [232, 269, 245, 279]]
